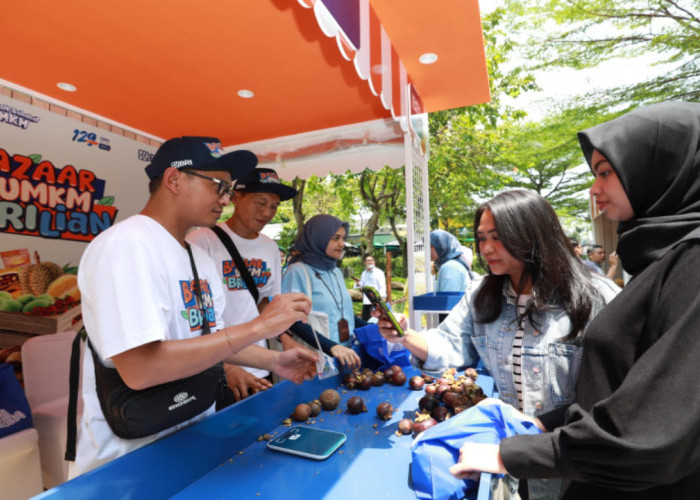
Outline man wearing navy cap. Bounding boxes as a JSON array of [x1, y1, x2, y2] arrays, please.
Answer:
[[72, 137, 316, 477], [188, 167, 307, 400]]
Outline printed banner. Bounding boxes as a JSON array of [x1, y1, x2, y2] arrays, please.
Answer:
[[0, 95, 158, 269]]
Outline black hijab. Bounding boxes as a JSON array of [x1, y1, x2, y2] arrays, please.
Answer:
[[578, 101, 700, 276]]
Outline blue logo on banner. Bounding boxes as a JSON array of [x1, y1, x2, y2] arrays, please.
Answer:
[[0, 105, 40, 130], [72, 129, 111, 151]]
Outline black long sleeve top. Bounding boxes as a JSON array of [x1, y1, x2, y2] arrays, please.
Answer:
[[500, 241, 700, 499]]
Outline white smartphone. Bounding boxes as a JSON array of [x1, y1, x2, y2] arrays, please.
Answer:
[[267, 426, 347, 460]]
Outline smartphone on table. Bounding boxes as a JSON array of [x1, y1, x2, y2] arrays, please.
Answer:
[[267, 426, 346, 460], [361, 286, 405, 337]]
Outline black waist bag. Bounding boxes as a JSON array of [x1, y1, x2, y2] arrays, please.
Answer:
[[90, 341, 224, 439]]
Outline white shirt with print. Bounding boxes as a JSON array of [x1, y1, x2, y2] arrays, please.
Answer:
[[70, 215, 226, 478], [188, 223, 280, 377]]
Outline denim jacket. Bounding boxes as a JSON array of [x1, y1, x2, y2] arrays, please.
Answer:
[[414, 276, 620, 418]]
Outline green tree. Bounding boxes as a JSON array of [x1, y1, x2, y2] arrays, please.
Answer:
[[495, 109, 597, 216], [428, 7, 540, 231], [357, 167, 406, 259], [503, 0, 700, 108], [283, 173, 360, 245]]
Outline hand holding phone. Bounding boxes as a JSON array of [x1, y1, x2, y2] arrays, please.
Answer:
[[361, 286, 405, 337]]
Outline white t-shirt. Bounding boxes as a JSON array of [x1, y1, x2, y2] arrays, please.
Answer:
[[70, 215, 226, 478], [355, 267, 387, 305], [187, 223, 281, 378]]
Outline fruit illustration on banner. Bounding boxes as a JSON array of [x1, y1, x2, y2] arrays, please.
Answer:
[[19, 261, 63, 296], [46, 274, 80, 301], [0, 250, 81, 327]]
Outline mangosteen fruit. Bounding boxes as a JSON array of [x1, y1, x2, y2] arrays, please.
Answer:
[[436, 383, 451, 399], [319, 389, 341, 410], [372, 373, 385, 386], [471, 394, 487, 405], [398, 418, 414, 435], [409, 376, 425, 390], [391, 371, 407, 386], [389, 365, 404, 376], [291, 403, 311, 422], [418, 395, 440, 413], [308, 400, 322, 417], [442, 391, 466, 408], [431, 406, 449, 422], [413, 417, 437, 435], [347, 396, 366, 414], [376, 402, 394, 420]]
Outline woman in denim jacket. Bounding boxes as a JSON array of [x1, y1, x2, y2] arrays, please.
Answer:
[[379, 190, 620, 500]]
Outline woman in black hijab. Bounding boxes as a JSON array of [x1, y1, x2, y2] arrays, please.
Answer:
[[450, 102, 700, 498]]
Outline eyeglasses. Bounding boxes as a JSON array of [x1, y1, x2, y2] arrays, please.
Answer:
[[182, 170, 234, 198]]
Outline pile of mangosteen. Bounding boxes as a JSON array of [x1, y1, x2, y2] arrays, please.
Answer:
[[342, 365, 407, 390], [397, 367, 485, 437], [340, 364, 407, 417], [286, 365, 485, 439]]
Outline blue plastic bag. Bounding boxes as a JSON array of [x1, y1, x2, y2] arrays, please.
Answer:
[[354, 324, 410, 370], [0, 363, 33, 438], [411, 402, 541, 500]]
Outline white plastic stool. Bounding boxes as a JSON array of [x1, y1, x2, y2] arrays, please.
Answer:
[[0, 427, 43, 499], [21, 330, 82, 490]]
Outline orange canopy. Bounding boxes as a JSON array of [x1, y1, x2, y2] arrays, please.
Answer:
[[1, 0, 489, 145]]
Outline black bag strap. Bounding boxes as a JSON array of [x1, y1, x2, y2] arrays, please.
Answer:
[[185, 242, 212, 334], [185, 241, 235, 409], [65, 328, 84, 461], [210, 225, 259, 303]]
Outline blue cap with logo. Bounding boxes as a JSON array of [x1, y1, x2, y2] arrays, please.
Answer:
[[233, 168, 298, 201], [144, 136, 257, 180]]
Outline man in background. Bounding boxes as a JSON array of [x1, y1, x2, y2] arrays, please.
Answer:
[[354, 255, 387, 321], [584, 243, 619, 280]]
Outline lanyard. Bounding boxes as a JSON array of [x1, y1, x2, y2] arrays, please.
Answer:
[[314, 269, 344, 317]]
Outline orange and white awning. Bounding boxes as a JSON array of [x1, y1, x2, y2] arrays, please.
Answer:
[[0, 1, 488, 148]]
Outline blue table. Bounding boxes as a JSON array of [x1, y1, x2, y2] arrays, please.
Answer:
[[36, 366, 495, 500]]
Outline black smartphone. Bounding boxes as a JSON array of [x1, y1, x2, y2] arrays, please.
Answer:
[[361, 286, 405, 337]]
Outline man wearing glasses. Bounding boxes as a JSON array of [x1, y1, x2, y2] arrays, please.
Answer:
[[71, 136, 317, 477]]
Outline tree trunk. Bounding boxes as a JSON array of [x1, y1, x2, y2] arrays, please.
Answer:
[[291, 178, 306, 239]]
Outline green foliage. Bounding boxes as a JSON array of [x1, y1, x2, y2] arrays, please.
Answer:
[[357, 167, 406, 258], [299, 174, 359, 225], [341, 256, 364, 279], [494, 112, 595, 217], [374, 254, 404, 279], [277, 223, 298, 251], [503, 0, 700, 106], [427, 7, 547, 231]]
